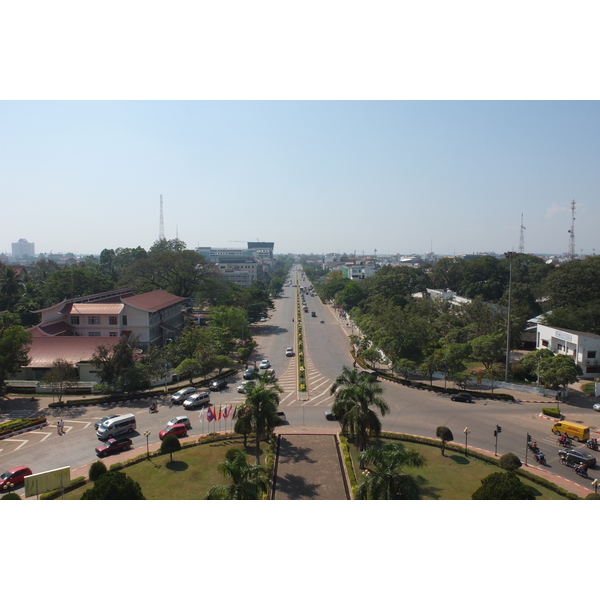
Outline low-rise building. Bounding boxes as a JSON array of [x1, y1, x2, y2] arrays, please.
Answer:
[[536, 323, 600, 378]]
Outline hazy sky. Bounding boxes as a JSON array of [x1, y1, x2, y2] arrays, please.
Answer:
[[1, 100, 599, 258]]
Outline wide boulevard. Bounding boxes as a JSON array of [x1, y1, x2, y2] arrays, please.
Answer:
[[2, 264, 600, 494]]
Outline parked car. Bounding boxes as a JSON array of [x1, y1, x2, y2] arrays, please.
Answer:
[[259, 317, 267, 322], [209, 379, 227, 391], [451, 392, 474, 403], [593, 403, 600, 412], [171, 387, 197, 405], [325, 410, 336, 421], [159, 423, 188, 440], [0, 466, 32, 490], [166, 416, 192, 429], [94, 414, 119, 430], [243, 368, 256, 380], [285, 347, 294, 357], [95, 437, 133, 457], [259, 359, 271, 369]]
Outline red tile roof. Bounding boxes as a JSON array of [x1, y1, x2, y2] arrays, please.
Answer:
[[122, 289, 186, 312], [25, 336, 124, 369]]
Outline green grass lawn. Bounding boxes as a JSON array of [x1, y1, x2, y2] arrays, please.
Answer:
[[63, 438, 269, 500], [350, 440, 566, 500]]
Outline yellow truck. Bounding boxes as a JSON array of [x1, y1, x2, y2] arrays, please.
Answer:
[[551, 420, 590, 442]]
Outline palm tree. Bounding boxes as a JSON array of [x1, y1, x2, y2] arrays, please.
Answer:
[[330, 366, 390, 464], [0, 266, 25, 311], [240, 376, 282, 465], [205, 448, 268, 499], [356, 442, 426, 500]]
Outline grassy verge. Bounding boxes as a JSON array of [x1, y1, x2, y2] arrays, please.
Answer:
[[349, 439, 566, 500], [61, 438, 270, 500]]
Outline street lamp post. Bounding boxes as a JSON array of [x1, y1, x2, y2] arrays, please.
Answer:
[[463, 427, 470, 456], [144, 430, 151, 460]]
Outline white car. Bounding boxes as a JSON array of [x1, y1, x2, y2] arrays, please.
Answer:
[[259, 359, 271, 369], [167, 416, 192, 429], [237, 381, 254, 393], [593, 403, 600, 412], [285, 347, 294, 357], [183, 391, 210, 410], [170, 387, 197, 405]]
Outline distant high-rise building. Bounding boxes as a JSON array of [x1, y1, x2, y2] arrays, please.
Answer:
[[12, 238, 35, 259]]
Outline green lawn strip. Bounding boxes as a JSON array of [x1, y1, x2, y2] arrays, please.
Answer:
[[61, 439, 269, 500], [349, 439, 565, 500]]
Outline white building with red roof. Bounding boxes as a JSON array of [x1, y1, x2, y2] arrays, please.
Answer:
[[14, 288, 190, 389]]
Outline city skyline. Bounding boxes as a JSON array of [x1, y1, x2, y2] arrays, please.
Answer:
[[2, 101, 599, 259]]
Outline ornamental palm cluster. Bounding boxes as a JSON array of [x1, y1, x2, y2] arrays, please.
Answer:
[[356, 443, 426, 500], [205, 448, 268, 500], [329, 366, 390, 460]]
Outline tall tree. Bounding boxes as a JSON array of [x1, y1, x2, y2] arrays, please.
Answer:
[[81, 470, 145, 500], [40, 359, 79, 403], [0, 313, 32, 395], [330, 367, 390, 464]]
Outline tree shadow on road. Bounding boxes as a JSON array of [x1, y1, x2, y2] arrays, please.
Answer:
[[277, 437, 317, 464], [274, 473, 321, 499]]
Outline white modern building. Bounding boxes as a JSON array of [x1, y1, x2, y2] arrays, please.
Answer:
[[12, 238, 35, 259], [536, 323, 600, 378]]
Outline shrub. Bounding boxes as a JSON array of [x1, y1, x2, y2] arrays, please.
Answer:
[[89, 460, 108, 482], [498, 452, 522, 471], [542, 407, 561, 418], [1, 492, 21, 500]]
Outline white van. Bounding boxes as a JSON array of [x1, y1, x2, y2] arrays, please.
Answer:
[[183, 391, 210, 410], [96, 414, 137, 439]]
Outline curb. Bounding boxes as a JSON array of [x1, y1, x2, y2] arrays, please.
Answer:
[[0, 422, 48, 441]]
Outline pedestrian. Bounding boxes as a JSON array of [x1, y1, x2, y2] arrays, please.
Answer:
[[57, 421, 62, 435], [59, 419, 65, 434]]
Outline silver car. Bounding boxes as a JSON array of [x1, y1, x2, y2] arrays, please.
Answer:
[[167, 416, 192, 429]]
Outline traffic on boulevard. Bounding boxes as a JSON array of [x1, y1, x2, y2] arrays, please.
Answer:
[[1, 265, 599, 497]]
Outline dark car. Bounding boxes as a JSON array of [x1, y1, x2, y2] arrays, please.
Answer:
[[0, 466, 33, 490], [558, 448, 597, 468], [311, 311, 316, 317], [209, 379, 227, 391], [451, 392, 474, 403], [325, 410, 337, 421], [94, 414, 119, 430], [95, 437, 133, 457], [243, 369, 256, 380], [359, 370, 378, 382], [159, 423, 188, 441]]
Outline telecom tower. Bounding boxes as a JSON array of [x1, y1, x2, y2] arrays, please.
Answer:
[[568, 200, 576, 260], [159, 194, 165, 240], [518, 213, 525, 254]]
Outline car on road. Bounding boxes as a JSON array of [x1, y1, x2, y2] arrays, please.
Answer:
[[166, 416, 192, 430], [183, 391, 210, 410], [237, 381, 254, 393], [209, 379, 227, 391], [0, 466, 32, 490], [94, 414, 119, 430], [594, 403, 600, 412], [311, 311, 316, 317], [159, 423, 188, 440], [259, 317, 267, 322], [451, 392, 474, 403], [259, 359, 271, 369], [243, 368, 256, 380], [558, 448, 597, 468], [95, 437, 133, 457], [171, 387, 197, 404], [285, 347, 294, 357], [325, 410, 336, 421]]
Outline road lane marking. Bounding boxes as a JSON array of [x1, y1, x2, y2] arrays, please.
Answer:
[[1, 438, 29, 451]]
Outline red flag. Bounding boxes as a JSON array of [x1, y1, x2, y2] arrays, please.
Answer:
[[232, 405, 238, 420], [217, 406, 222, 421]]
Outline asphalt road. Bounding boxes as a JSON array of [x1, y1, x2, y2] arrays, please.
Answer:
[[2, 263, 600, 493]]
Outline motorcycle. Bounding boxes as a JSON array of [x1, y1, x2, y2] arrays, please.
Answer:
[[149, 403, 158, 413], [557, 437, 572, 447], [586, 438, 598, 451], [533, 453, 546, 465], [527, 442, 540, 454], [573, 465, 589, 478]]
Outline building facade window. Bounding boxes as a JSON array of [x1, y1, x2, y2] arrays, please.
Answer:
[[88, 316, 100, 325], [109, 316, 118, 325], [88, 332, 101, 336], [70, 316, 80, 325], [122, 315, 128, 325]]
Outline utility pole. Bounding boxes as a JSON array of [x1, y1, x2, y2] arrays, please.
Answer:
[[504, 252, 517, 381], [568, 199, 576, 260]]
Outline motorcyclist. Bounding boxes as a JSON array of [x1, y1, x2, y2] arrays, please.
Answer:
[[531, 440, 538, 452], [559, 434, 568, 445], [536, 452, 544, 463], [150, 401, 157, 413]]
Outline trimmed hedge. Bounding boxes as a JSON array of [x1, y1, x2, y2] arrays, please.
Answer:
[[0, 417, 47, 437], [542, 407, 561, 418]]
